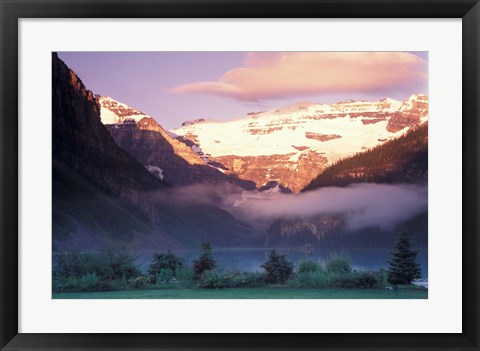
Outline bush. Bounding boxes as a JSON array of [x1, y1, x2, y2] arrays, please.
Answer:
[[176, 266, 195, 288], [230, 272, 266, 288], [148, 269, 175, 285], [326, 257, 352, 274], [53, 274, 84, 293], [332, 272, 382, 289], [53, 251, 141, 292], [148, 250, 184, 278], [129, 276, 149, 290], [288, 270, 329, 288], [261, 250, 294, 285], [356, 272, 382, 288], [331, 274, 356, 288], [78, 272, 100, 291], [52, 274, 70, 293], [198, 271, 233, 289], [297, 260, 322, 274], [55, 251, 141, 281], [197, 270, 268, 289], [156, 268, 174, 284], [53, 272, 113, 292]]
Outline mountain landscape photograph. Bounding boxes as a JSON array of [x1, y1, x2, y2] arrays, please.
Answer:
[[52, 51, 428, 299]]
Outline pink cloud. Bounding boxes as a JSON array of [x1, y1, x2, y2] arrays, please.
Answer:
[[169, 52, 427, 101]]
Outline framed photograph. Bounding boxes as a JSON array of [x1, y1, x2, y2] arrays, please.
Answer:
[[1, 0, 479, 350]]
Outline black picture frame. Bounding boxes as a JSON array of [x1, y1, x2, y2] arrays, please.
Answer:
[[1, 0, 479, 350]]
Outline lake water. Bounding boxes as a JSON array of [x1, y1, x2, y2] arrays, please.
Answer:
[[133, 248, 428, 279]]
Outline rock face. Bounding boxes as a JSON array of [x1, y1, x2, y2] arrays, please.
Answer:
[[172, 95, 428, 192], [52, 53, 166, 223], [98, 98, 255, 190], [387, 94, 429, 132], [213, 151, 328, 192], [52, 52, 170, 250], [181, 118, 216, 127]]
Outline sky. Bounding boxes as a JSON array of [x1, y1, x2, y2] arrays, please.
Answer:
[[58, 51, 428, 130]]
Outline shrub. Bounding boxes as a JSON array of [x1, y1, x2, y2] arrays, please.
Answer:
[[355, 272, 382, 288], [198, 271, 233, 289], [52, 274, 83, 293], [288, 270, 329, 288], [176, 266, 195, 288], [230, 272, 266, 288], [261, 250, 294, 285], [129, 276, 149, 290], [332, 272, 381, 289], [52, 274, 69, 293], [54, 251, 141, 282], [377, 268, 387, 286], [196, 270, 267, 289], [53, 272, 113, 292], [326, 257, 352, 274], [331, 275, 356, 288], [156, 268, 175, 284], [53, 251, 142, 292], [78, 272, 100, 291], [297, 260, 322, 274], [148, 250, 184, 278]]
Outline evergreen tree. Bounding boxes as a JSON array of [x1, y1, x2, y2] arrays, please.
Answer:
[[261, 250, 294, 284], [388, 231, 421, 285], [193, 242, 217, 277]]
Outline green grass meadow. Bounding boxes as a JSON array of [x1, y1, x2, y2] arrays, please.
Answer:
[[53, 287, 427, 299]]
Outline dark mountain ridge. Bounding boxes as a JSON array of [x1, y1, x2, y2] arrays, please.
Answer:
[[52, 53, 261, 251], [52, 53, 167, 225], [303, 123, 428, 191]]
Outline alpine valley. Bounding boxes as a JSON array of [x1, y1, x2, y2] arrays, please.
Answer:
[[53, 53, 428, 252]]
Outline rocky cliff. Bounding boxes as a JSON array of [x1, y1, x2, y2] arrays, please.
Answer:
[[52, 53, 167, 224]]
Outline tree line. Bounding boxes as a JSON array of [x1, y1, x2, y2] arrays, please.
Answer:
[[53, 232, 422, 293]]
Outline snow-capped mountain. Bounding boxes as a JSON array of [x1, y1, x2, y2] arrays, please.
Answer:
[[172, 94, 428, 191], [95, 95, 151, 124], [97, 96, 255, 190]]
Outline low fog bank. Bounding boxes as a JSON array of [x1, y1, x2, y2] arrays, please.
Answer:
[[232, 183, 427, 231], [152, 182, 428, 232]]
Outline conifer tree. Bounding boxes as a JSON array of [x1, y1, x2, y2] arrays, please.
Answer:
[[388, 231, 421, 285], [261, 250, 294, 284], [193, 242, 217, 277]]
